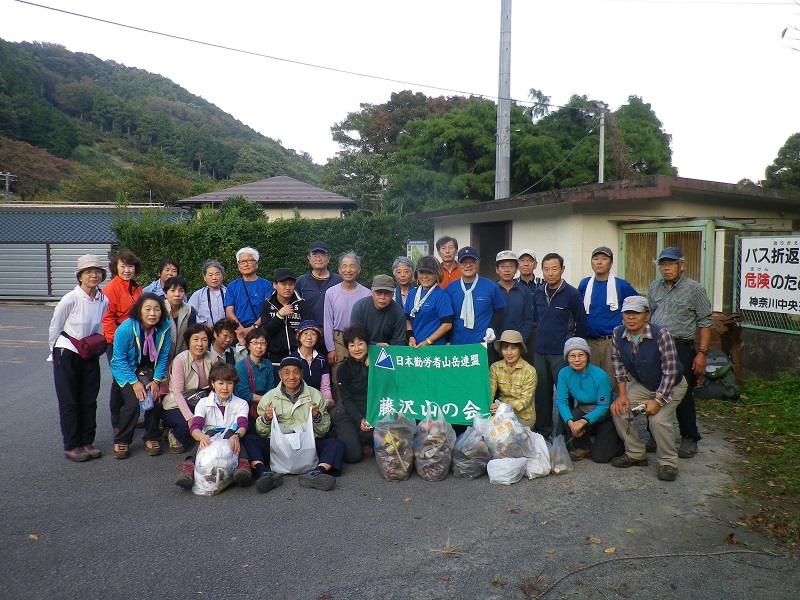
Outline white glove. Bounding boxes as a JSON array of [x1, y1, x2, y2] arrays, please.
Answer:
[[483, 328, 496, 344]]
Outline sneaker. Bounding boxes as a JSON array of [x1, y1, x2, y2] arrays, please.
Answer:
[[82, 445, 102, 459], [568, 447, 592, 461], [144, 440, 162, 457], [64, 447, 90, 462], [298, 469, 336, 491], [677, 439, 698, 459], [167, 430, 185, 454], [233, 459, 253, 486], [611, 454, 649, 468], [113, 444, 129, 459], [175, 458, 194, 489], [254, 471, 284, 494], [645, 437, 657, 453], [657, 465, 678, 481]]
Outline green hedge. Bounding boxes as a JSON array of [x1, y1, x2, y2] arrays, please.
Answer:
[[112, 204, 433, 293]]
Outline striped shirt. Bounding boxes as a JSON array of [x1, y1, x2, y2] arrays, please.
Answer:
[[611, 323, 682, 402], [647, 275, 712, 341]]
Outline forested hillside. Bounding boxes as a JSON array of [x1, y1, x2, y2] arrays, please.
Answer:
[[0, 39, 320, 201]]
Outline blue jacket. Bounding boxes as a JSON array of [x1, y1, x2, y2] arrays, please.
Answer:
[[496, 281, 534, 340], [556, 364, 612, 426], [534, 280, 588, 355], [110, 318, 172, 386]]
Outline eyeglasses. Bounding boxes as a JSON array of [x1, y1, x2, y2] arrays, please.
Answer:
[[249, 340, 267, 346], [238, 259, 257, 265]]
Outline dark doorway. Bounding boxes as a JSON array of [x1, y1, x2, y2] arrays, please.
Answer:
[[471, 221, 511, 280]]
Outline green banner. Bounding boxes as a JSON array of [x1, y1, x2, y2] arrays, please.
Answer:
[[366, 343, 492, 426]]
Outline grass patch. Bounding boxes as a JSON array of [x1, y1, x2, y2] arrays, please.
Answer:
[[699, 373, 800, 549]]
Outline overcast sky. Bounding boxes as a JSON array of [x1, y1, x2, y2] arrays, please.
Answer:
[[2, 0, 799, 185]]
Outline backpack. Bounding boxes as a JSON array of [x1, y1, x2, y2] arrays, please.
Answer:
[[694, 351, 739, 401]]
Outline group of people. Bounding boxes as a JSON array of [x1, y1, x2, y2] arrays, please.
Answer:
[[48, 234, 712, 492]]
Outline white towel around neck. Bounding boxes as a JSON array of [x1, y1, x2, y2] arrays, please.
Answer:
[[460, 276, 479, 329], [583, 273, 618, 314]]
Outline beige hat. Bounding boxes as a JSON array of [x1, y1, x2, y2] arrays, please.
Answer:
[[493, 329, 527, 354], [495, 250, 519, 265], [75, 254, 107, 282]]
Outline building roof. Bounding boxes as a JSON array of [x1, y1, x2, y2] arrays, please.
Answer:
[[414, 176, 800, 220], [0, 204, 187, 243], [177, 175, 358, 209]]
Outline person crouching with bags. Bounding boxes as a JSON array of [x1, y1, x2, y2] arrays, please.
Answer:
[[175, 363, 253, 490], [254, 356, 344, 492], [48, 254, 110, 462]]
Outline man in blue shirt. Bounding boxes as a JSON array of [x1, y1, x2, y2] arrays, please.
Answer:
[[295, 241, 343, 326], [446, 247, 506, 345], [494, 250, 534, 362], [224, 247, 274, 340], [578, 246, 638, 394]]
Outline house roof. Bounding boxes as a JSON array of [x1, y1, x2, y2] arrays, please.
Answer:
[[413, 176, 800, 220], [177, 175, 358, 209], [0, 204, 187, 243]]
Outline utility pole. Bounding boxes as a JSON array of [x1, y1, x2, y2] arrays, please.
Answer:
[[0, 172, 18, 195], [598, 111, 605, 184], [495, 0, 512, 200]]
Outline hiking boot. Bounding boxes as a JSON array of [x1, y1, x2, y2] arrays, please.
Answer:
[[657, 465, 678, 481], [611, 454, 649, 468], [113, 444, 129, 459], [82, 445, 102, 459], [233, 459, 253, 486], [144, 440, 162, 456], [568, 448, 592, 461], [645, 437, 657, 453], [167, 430, 185, 454], [64, 447, 90, 462], [677, 439, 698, 459], [254, 471, 284, 494], [298, 469, 336, 491], [175, 458, 194, 489]]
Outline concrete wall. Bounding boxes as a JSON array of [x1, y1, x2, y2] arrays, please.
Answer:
[[741, 328, 800, 379], [262, 207, 344, 220]]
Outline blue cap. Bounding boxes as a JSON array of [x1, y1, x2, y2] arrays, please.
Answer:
[[457, 246, 480, 262], [657, 247, 683, 262]]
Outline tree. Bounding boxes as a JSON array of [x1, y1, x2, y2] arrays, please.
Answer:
[[218, 195, 266, 221], [613, 96, 676, 178], [763, 133, 800, 191]]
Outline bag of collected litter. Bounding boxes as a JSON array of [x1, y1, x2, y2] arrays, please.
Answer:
[[549, 435, 574, 475], [270, 410, 318, 475], [487, 457, 528, 485], [525, 430, 551, 479], [474, 402, 530, 458], [413, 412, 456, 481], [374, 412, 416, 481], [192, 433, 237, 496], [451, 426, 492, 480]]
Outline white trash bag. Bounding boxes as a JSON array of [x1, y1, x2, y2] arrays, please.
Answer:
[[487, 457, 528, 485], [193, 433, 237, 496], [525, 430, 552, 479], [269, 409, 318, 475]]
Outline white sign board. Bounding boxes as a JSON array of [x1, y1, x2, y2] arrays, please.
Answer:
[[740, 236, 800, 314]]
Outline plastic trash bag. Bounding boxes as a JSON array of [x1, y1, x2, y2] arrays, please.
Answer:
[[549, 434, 574, 475], [474, 402, 530, 458], [193, 433, 237, 496], [373, 412, 416, 481], [451, 426, 492, 480], [270, 410, 318, 475], [524, 430, 551, 479], [487, 457, 528, 485], [414, 413, 456, 481]]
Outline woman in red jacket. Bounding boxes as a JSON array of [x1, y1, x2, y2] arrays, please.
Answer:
[[102, 250, 143, 432]]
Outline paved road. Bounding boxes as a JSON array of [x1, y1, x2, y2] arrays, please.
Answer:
[[0, 304, 796, 599]]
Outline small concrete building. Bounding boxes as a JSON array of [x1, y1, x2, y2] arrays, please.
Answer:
[[177, 175, 357, 220]]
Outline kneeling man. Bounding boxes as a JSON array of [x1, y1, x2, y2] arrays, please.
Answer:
[[609, 296, 687, 481]]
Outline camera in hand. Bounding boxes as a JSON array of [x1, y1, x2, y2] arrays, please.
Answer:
[[630, 403, 647, 416]]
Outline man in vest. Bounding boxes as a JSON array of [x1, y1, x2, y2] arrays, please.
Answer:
[[609, 296, 687, 481]]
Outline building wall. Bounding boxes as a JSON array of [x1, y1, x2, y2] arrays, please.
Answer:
[[262, 207, 344, 221]]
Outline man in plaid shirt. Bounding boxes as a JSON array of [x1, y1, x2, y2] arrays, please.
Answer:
[[609, 296, 688, 482]]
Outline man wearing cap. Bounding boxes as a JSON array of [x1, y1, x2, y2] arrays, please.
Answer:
[[446, 247, 506, 345], [647, 247, 712, 459], [516, 249, 544, 290], [295, 241, 343, 326], [350, 275, 408, 347], [436, 236, 461, 290], [578, 246, 638, 394], [533, 253, 588, 439], [260, 268, 310, 374], [225, 247, 273, 336], [494, 250, 534, 362], [610, 296, 687, 481]]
